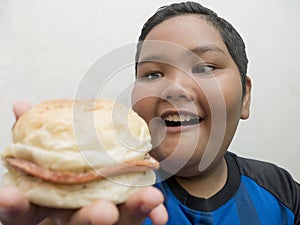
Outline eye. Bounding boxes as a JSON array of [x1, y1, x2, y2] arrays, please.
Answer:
[[143, 71, 163, 80], [192, 64, 215, 74]]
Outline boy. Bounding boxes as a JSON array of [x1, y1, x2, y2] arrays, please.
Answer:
[[0, 1, 299, 225], [132, 2, 299, 224]]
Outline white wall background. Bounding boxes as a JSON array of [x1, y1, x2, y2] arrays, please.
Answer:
[[0, 0, 299, 182]]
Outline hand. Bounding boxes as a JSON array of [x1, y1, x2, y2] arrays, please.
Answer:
[[0, 102, 168, 225], [0, 186, 167, 225]]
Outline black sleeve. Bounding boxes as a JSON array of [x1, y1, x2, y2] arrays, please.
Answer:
[[292, 182, 300, 224]]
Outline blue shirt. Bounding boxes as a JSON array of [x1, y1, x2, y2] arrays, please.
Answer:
[[143, 152, 300, 225]]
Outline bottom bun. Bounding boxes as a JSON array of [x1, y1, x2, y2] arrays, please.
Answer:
[[4, 169, 156, 208]]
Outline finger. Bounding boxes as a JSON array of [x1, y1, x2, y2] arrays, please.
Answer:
[[13, 101, 31, 120], [116, 186, 166, 225], [0, 187, 44, 225], [67, 200, 119, 225], [148, 204, 168, 225]]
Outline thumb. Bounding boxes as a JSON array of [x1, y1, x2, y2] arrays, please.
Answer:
[[13, 101, 31, 120]]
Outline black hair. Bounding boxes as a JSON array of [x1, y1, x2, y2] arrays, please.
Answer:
[[135, 1, 248, 96]]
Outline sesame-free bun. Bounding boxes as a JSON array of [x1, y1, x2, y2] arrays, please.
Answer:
[[2, 99, 157, 208]]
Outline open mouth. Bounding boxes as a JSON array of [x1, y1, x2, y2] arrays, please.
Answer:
[[161, 112, 203, 127]]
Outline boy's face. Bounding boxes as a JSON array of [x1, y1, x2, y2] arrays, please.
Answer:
[[132, 15, 251, 177]]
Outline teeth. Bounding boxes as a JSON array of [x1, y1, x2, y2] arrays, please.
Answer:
[[186, 114, 191, 121], [173, 115, 179, 122], [163, 114, 199, 122]]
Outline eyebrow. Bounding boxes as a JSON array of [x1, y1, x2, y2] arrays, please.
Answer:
[[190, 45, 226, 56], [137, 44, 226, 65], [137, 54, 169, 65]]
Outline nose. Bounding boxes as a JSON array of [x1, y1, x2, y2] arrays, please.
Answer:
[[160, 75, 194, 102]]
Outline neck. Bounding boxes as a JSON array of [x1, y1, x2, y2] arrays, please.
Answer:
[[175, 157, 228, 199]]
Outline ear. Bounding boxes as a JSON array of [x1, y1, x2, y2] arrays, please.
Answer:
[[241, 76, 252, 120]]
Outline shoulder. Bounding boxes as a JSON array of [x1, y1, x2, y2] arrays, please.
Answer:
[[230, 152, 297, 188], [227, 152, 300, 222]]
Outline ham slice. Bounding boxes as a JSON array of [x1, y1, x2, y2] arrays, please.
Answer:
[[4, 156, 159, 184]]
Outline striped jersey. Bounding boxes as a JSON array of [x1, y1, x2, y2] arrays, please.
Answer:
[[143, 152, 300, 225]]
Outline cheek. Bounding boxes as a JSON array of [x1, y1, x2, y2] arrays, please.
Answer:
[[199, 74, 243, 119], [211, 75, 243, 151], [222, 76, 243, 119], [131, 84, 156, 123], [131, 78, 168, 122], [132, 99, 153, 124], [196, 74, 243, 142]]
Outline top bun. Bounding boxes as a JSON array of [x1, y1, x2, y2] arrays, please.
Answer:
[[3, 99, 152, 173]]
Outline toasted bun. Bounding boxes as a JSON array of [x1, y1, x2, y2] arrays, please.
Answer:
[[2, 99, 157, 208]]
